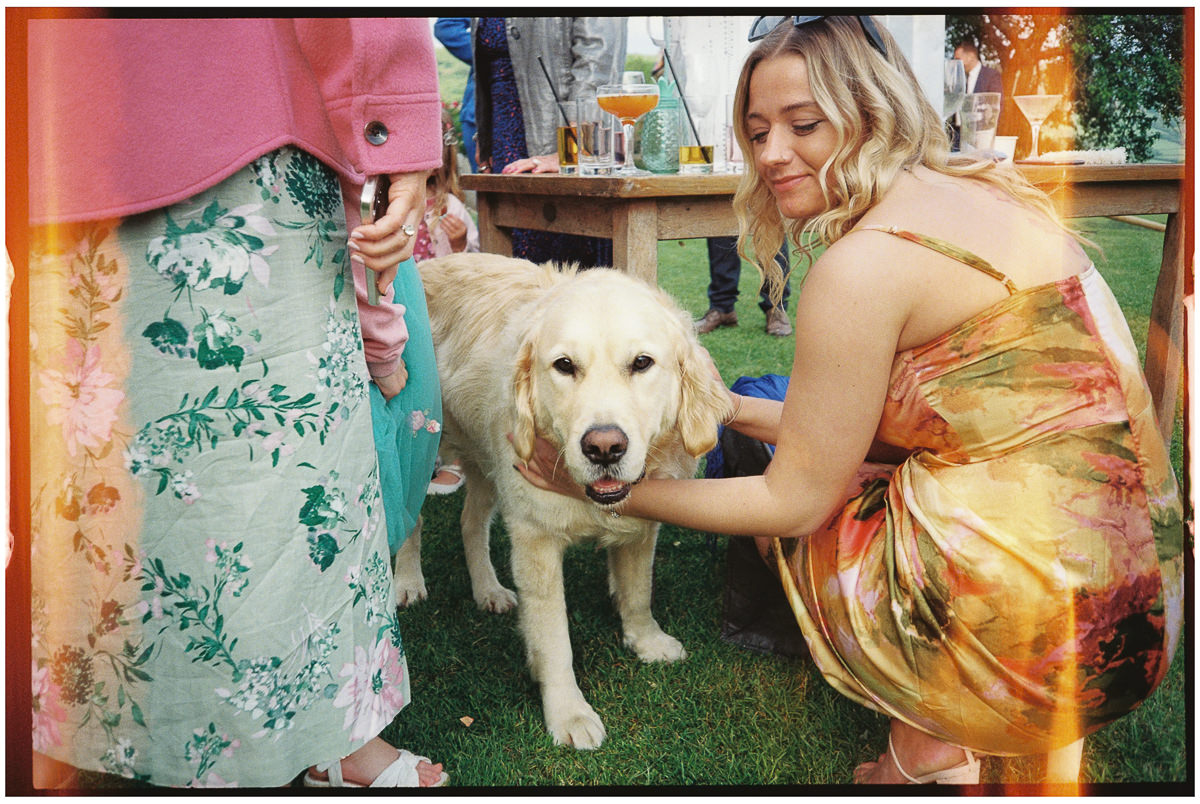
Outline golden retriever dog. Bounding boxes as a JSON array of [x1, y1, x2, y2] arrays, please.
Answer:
[[393, 253, 730, 749]]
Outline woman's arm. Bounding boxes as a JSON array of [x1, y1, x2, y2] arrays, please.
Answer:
[[517, 236, 913, 539], [724, 393, 785, 446]]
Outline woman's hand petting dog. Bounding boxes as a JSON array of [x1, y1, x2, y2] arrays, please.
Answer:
[[509, 433, 587, 501]]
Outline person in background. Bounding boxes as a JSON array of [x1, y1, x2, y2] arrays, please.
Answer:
[[656, 16, 793, 337], [27, 17, 446, 788], [953, 37, 1003, 95], [413, 107, 480, 265], [472, 16, 625, 268], [695, 237, 793, 337], [516, 15, 1182, 785], [413, 106, 480, 496], [950, 37, 1003, 151], [433, 17, 478, 173]]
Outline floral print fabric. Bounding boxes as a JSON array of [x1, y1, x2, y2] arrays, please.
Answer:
[[30, 147, 408, 787], [775, 232, 1184, 756]]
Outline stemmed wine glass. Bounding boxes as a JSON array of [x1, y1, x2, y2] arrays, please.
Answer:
[[1013, 94, 1062, 160], [597, 72, 660, 176], [943, 59, 967, 123]]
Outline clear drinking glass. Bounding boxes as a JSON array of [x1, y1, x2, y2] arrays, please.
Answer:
[[1013, 94, 1063, 159], [678, 88, 714, 174], [597, 76, 660, 176], [576, 97, 615, 176], [960, 92, 1002, 152], [943, 59, 966, 122]]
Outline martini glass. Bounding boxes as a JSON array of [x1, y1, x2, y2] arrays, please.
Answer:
[[1013, 94, 1062, 159], [597, 78, 660, 176]]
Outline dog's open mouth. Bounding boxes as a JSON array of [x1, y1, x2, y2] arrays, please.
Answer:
[[586, 477, 631, 505], [584, 470, 646, 506]]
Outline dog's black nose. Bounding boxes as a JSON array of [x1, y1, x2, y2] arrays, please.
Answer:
[[581, 426, 628, 466]]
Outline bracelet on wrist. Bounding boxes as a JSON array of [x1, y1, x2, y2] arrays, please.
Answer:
[[723, 393, 743, 426]]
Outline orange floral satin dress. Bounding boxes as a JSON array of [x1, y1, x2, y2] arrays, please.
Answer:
[[776, 228, 1184, 756]]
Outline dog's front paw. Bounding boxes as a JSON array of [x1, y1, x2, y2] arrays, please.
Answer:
[[474, 583, 518, 614], [393, 574, 428, 607], [625, 630, 687, 663], [392, 539, 427, 607], [544, 695, 607, 750]]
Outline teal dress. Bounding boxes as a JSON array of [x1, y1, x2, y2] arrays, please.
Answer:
[[370, 257, 442, 553]]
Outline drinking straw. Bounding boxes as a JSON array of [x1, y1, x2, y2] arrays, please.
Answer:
[[661, 49, 702, 149], [537, 56, 577, 146]]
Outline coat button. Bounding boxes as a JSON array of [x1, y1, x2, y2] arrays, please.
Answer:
[[364, 120, 389, 145]]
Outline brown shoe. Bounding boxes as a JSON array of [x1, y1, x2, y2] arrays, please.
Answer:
[[696, 308, 738, 334], [765, 306, 792, 336]]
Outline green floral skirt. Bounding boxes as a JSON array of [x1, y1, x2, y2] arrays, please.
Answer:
[[30, 147, 414, 787]]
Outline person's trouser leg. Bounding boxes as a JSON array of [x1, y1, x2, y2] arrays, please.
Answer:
[[758, 245, 792, 314], [707, 236, 741, 313]]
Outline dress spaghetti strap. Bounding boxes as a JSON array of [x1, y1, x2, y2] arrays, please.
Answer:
[[857, 225, 1018, 295]]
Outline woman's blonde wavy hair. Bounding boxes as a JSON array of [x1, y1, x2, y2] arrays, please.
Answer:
[[732, 16, 1068, 305]]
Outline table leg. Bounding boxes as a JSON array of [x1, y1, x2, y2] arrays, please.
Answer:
[[611, 199, 659, 284], [476, 192, 513, 257], [1144, 210, 1184, 448]]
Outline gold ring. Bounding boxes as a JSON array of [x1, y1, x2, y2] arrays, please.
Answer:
[[400, 223, 416, 237]]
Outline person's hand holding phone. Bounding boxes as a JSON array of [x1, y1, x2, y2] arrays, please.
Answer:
[[350, 170, 428, 302]]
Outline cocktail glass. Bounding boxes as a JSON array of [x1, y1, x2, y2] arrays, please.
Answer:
[[1013, 94, 1062, 159], [597, 79, 660, 176]]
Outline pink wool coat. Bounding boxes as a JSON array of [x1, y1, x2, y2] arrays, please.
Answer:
[[27, 16, 442, 375]]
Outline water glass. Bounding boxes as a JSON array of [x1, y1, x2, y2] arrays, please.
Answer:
[[943, 59, 966, 121], [960, 92, 1001, 152], [678, 102, 714, 175], [724, 93, 743, 173], [576, 98, 614, 176], [555, 112, 578, 175]]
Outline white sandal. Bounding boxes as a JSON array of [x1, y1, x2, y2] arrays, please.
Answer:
[[889, 735, 980, 784], [427, 461, 465, 495], [302, 749, 449, 788]]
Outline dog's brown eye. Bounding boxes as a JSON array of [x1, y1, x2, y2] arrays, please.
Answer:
[[553, 357, 576, 376], [631, 355, 654, 373]]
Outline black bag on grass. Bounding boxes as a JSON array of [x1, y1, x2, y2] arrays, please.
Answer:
[[706, 376, 809, 659]]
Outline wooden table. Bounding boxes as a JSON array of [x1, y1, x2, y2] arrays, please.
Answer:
[[463, 164, 1187, 444], [464, 173, 742, 284]]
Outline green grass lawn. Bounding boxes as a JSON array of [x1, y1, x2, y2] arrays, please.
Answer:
[[384, 219, 1188, 790]]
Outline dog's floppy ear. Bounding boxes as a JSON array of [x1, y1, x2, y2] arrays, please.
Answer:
[[677, 338, 734, 457], [511, 335, 538, 461]]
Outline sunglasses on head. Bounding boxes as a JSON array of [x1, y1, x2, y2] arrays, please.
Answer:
[[748, 15, 888, 57]]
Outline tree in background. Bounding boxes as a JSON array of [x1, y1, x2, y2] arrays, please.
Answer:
[[945, 12, 1184, 161]]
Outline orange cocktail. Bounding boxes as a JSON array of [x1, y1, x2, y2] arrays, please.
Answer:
[[596, 92, 659, 124], [597, 80, 659, 175]]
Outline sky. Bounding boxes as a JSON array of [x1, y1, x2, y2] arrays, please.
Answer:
[[627, 16, 657, 54]]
